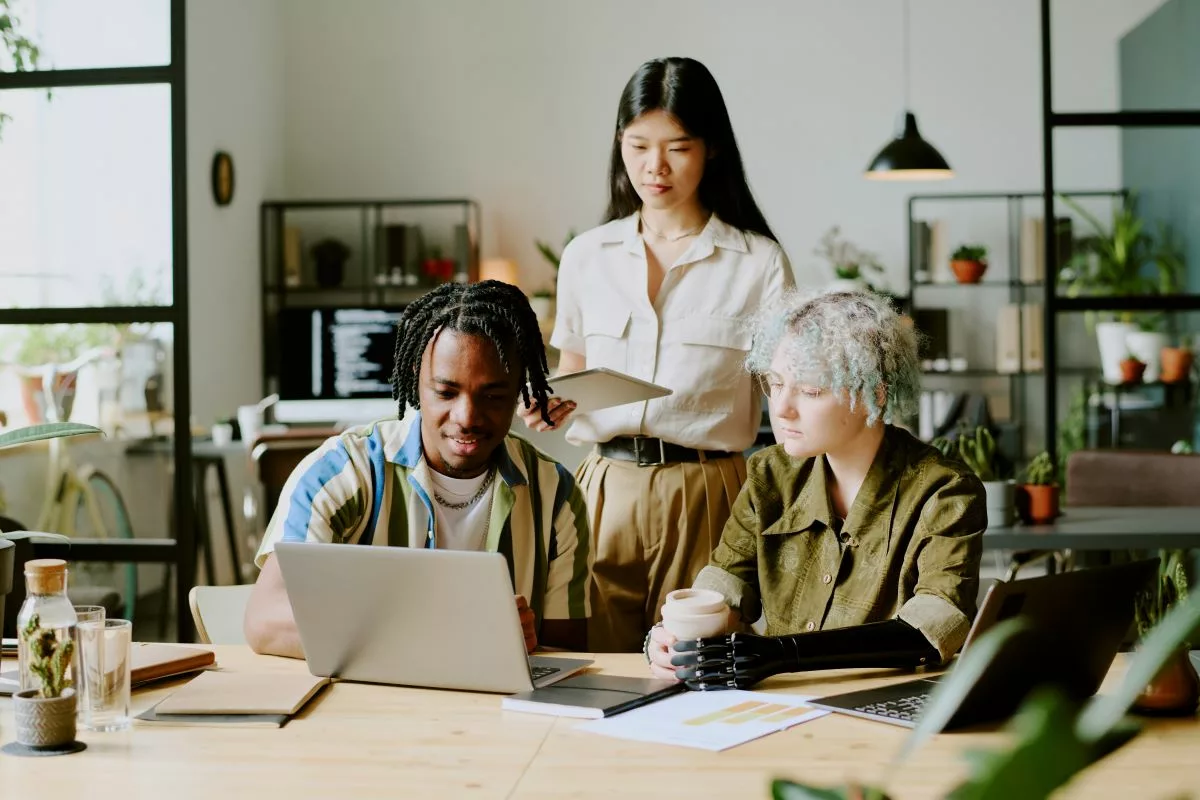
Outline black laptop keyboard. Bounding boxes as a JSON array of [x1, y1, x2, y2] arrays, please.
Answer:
[[853, 693, 929, 722], [530, 665, 560, 681]]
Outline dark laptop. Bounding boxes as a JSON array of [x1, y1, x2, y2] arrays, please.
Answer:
[[808, 559, 1158, 730]]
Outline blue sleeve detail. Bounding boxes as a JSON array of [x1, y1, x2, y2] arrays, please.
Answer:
[[281, 442, 353, 543]]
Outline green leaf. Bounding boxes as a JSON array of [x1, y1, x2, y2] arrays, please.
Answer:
[[0, 422, 103, 449], [894, 618, 1029, 766], [946, 690, 1138, 800], [1076, 590, 1200, 741], [0, 531, 70, 543]]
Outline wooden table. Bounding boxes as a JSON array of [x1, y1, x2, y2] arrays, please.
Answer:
[[983, 506, 1200, 551], [1, 648, 1197, 799]]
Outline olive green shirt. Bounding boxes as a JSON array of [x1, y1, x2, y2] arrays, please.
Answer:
[[694, 425, 985, 661]]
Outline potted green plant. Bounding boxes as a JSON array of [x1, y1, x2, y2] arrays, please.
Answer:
[[0, 324, 116, 423], [1118, 351, 1146, 385], [531, 230, 576, 324], [814, 226, 886, 293], [771, 591, 1200, 799], [1016, 451, 1058, 525], [1159, 336, 1194, 384], [1132, 550, 1198, 716], [957, 426, 1013, 528], [13, 611, 78, 749], [1058, 194, 1184, 384], [949, 244, 988, 284]]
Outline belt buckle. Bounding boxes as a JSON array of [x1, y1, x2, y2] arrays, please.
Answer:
[[632, 436, 666, 467]]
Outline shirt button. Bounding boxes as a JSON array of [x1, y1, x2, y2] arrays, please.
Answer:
[[839, 532, 850, 544], [805, 621, 816, 632], [822, 574, 832, 584]]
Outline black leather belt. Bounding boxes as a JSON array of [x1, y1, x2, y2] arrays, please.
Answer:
[[598, 436, 736, 467]]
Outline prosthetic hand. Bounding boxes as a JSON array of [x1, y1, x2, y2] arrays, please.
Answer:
[[670, 618, 940, 691]]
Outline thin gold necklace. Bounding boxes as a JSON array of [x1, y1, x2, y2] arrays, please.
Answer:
[[641, 214, 709, 242]]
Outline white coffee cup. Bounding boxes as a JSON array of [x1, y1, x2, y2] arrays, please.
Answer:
[[211, 422, 234, 448], [660, 588, 728, 639]]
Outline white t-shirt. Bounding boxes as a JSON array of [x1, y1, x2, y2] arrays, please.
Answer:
[[551, 212, 794, 451], [424, 468, 497, 551]]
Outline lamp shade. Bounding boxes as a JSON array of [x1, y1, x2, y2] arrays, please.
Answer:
[[864, 112, 954, 181], [478, 258, 519, 286]]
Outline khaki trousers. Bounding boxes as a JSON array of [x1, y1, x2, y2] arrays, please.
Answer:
[[577, 450, 747, 652]]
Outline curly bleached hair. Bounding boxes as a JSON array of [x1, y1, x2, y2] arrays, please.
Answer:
[[745, 288, 921, 426]]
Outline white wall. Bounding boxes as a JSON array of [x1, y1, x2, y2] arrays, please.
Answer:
[[187, 0, 286, 426], [274, 0, 1165, 297]]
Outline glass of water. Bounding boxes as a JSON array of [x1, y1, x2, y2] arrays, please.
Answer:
[[77, 619, 133, 732], [73, 605, 106, 625]]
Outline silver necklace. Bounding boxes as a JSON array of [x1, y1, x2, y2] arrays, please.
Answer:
[[641, 215, 709, 242], [433, 468, 496, 510]]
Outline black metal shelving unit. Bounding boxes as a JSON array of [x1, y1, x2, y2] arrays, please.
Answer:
[[906, 190, 1123, 462], [0, 0, 194, 640], [259, 198, 481, 399], [1040, 0, 1200, 457]]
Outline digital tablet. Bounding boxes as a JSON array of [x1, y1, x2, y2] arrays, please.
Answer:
[[548, 368, 672, 413]]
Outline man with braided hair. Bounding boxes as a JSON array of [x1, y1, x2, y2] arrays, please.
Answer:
[[246, 281, 592, 658]]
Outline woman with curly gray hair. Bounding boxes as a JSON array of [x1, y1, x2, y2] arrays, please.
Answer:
[[646, 289, 986, 689]]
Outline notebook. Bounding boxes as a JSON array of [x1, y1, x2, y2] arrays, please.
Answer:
[[136, 704, 290, 729], [501, 674, 685, 719], [0, 642, 215, 696], [152, 670, 330, 716]]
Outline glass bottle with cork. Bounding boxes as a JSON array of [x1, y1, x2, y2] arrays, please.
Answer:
[[16, 559, 78, 695]]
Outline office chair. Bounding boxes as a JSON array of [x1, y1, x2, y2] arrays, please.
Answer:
[[188, 584, 256, 645]]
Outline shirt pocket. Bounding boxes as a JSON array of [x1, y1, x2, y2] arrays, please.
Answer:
[[664, 315, 752, 413], [583, 308, 631, 373]]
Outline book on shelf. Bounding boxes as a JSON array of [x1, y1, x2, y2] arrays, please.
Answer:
[[1019, 216, 1074, 284], [1021, 303, 1044, 371], [996, 304, 1023, 373]]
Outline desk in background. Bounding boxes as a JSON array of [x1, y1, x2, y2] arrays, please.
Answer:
[[1, 648, 1196, 798], [982, 506, 1200, 551]]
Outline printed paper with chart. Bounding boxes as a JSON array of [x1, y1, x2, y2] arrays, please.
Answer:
[[577, 690, 828, 751]]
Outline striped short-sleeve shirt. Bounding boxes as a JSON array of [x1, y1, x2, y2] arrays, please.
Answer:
[[254, 415, 592, 625]]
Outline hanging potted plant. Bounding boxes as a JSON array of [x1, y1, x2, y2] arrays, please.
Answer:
[[957, 426, 1014, 528], [1132, 550, 1198, 716], [950, 244, 988, 284], [1058, 194, 1184, 385], [1015, 451, 1059, 524], [813, 226, 886, 294]]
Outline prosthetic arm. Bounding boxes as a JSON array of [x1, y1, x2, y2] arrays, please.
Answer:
[[670, 618, 940, 691]]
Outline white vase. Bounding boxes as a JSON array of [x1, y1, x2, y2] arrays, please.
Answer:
[[528, 296, 555, 324], [1125, 331, 1168, 383], [1095, 321, 1139, 384], [828, 278, 867, 294]]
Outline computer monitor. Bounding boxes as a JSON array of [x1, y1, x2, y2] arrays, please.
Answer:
[[277, 306, 404, 402]]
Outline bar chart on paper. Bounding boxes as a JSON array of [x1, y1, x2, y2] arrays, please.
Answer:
[[577, 691, 828, 751]]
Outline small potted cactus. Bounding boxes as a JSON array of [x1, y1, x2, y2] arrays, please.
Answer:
[[1016, 451, 1059, 525], [950, 244, 988, 284], [1118, 351, 1147, 385], [12, 613, 79, 750], [957, 426, 1014, 528]]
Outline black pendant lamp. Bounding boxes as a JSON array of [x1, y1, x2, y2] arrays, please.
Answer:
[[864, 0, 954, 181]]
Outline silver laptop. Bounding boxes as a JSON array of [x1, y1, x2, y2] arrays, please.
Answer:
[[273, 542, 592, 693]]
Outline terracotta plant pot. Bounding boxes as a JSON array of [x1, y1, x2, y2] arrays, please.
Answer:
[[1133, 647, 1200, 716], [1118, 358, 1146, 385], [13, 688, 78, 748], [1159, 347, 1194, 384], [1016, 484, 1059, 525], [950, 259, 987, 284]]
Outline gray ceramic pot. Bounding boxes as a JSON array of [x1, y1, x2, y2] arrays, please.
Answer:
[[14, 687, 77, 748], [983, 480, 1016, 528], [0, 538, 12, 637]]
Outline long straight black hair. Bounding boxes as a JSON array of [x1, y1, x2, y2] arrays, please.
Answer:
[[603, 57, 777, 242]]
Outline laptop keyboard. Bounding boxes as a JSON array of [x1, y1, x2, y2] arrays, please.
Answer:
[[530, 665, 560, 681], [853, 693, 928, 722]]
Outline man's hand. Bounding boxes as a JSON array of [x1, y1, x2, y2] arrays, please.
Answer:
[[670, 632, 792, 691], [516, 595, 537, 653], [517, 397, 576, 433]]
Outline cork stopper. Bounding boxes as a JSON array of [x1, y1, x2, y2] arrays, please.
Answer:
[[24, 559, 68, 595]]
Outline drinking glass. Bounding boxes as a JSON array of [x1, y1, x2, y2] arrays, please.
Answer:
[[77, 619, 132, 732]]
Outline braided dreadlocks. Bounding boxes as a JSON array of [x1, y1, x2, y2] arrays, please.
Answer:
[[389, 280, 554, 425]]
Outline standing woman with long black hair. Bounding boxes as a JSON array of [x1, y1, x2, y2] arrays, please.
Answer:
[[519, 56, 793, 652]]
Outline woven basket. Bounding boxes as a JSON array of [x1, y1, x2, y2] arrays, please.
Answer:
[[13, 688, 77, 748]]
